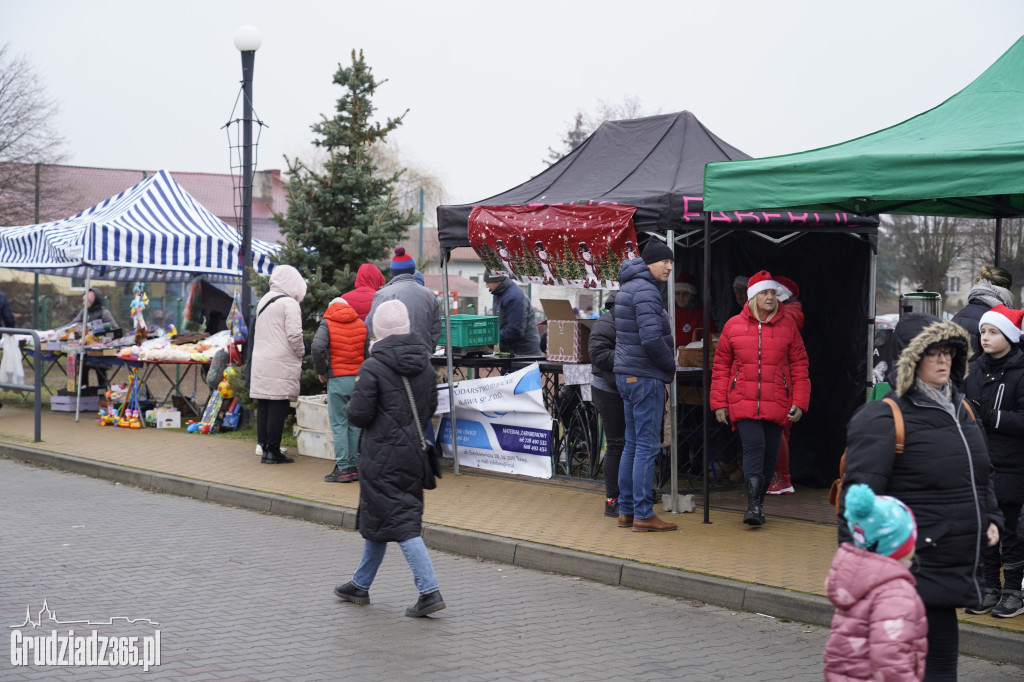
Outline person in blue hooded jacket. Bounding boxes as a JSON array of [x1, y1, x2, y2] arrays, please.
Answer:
[[613, 239, 678, 533], [484, 270, 542, 356]]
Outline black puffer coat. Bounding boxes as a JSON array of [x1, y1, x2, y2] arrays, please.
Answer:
[[346, 332, 437, 543], [966, 346, 1024, 504], [588, 293, 616, 390], [952, 301, 990, 361], [840, 313, 1003, 608]]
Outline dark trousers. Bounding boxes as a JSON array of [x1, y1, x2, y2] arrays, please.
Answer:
[[591, 386, 624, 500], [735, 419, 783, 479], [982, 501, 1024, 591], [256, 399, 289, 454], [923, 606, 958, 681]]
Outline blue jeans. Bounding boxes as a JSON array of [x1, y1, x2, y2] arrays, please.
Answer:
[[615, 375, 665, 520], [351, 536, 439, 595], [327, 375, 359, 469]]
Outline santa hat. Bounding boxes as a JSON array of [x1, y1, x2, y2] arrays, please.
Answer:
[[775, 275, 799, 302], [844, 484, 917, 561], [979, 304, 1024, 343], [747, 270, 781, 301], [390, 247, 416, 275], [675, 272, 697, 295]]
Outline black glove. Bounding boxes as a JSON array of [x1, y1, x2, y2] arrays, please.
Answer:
[[970, 398, 994, 427]]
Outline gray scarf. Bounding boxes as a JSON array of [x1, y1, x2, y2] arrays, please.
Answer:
[[968, 279, 1014, 308], [914, 377, 955, 419]]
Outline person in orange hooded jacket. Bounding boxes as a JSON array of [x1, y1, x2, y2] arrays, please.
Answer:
[[312, 297, 367, 482], [710, 271, 810, 526]]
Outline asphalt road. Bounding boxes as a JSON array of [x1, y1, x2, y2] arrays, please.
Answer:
[[1, 457, 1020, 681]]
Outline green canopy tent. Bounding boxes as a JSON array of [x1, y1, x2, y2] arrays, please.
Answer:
[[701, 35, 1024, 487], [702, 34, 1024, 263]]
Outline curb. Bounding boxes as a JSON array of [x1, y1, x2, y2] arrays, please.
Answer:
[[2, 443, 1021, 666]]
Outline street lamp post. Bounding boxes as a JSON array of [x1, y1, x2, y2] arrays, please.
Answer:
[[233, 25, 262, 331]]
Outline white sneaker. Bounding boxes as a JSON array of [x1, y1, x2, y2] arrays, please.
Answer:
[[255, 444, 288, 456]]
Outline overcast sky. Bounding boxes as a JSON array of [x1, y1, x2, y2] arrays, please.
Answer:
[[2, 1, 1023, 220]]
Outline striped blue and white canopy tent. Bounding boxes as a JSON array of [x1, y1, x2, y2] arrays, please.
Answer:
[[0, 169, 278, 282]]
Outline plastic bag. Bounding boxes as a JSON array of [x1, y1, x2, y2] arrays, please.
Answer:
[[0, 334, 25, 386]]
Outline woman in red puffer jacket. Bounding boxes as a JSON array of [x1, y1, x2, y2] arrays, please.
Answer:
[[710, 271, 810, 526]]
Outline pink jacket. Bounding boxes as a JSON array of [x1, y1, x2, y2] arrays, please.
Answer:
[[823, 543, 927, 682]]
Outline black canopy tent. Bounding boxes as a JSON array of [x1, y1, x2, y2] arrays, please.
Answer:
[[437, 112, 878, 514]]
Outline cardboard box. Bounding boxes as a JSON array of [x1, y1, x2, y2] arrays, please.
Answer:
[[145, 408, 182, 429], [540, 299, 595, 363]]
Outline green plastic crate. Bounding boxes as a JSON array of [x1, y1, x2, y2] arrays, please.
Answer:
[[442, 315, 500, 347]]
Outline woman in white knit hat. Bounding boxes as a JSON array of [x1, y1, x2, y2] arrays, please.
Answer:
[[334, 299, 446, 617]]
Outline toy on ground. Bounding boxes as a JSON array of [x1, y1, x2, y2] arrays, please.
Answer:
[[96, 369, 143, 429]]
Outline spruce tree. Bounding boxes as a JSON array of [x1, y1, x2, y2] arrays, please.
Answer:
[[272, 49, 419, 391]]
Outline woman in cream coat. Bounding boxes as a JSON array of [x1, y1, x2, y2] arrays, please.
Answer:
[[250, 264, 307, 463]]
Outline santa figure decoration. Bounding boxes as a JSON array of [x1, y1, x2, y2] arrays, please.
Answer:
[[536, 240, 557, 286], [579, 242, 600, 289]]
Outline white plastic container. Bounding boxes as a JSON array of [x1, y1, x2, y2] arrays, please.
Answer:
[[294, 426, 334, 460], [295, 394, 330, 432]]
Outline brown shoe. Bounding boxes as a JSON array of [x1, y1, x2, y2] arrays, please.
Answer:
[[632, 514, 678, 532], [616, 514, 634, 528]]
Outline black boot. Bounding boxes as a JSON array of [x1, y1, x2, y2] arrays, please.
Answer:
[[405, 590, 445, 617], [262, 448, 294, 464], [334, 581, 370, 605], [743, 475, 765, 526]]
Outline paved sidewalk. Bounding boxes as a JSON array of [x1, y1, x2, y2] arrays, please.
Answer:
[[1, 406, 1021, 665]]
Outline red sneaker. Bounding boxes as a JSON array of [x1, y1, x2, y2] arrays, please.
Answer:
[[767, 473, 794, 495]]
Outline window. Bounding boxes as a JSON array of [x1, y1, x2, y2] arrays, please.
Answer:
[[944, 276, 961, 293]]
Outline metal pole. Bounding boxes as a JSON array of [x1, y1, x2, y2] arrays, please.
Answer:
[[701, 213, 712, 524], [33, 163, 40, 330], [868, 247, 878, 400], [240, 48, 256, 339], [441, 248, 459, 474], [666, 230, 679, 513], [418, 187, 425, 266]]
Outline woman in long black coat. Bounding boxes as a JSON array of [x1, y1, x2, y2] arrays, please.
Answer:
[[841, 313, 1002, 681], [333, 299, 445, 618], [965, 305, 1024, 618]]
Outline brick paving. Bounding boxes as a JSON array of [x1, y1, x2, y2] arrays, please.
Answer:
[[2, 458, 1021, 681], [0, 404, 1021, 667]]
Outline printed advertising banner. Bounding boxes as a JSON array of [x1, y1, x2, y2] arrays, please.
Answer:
[[468, 204, 638, 289], [436, 363, 553, 479]]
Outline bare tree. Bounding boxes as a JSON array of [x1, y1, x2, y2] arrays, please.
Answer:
[[882, 215, 964, 293], [544, 96, 653, 166], [0, 44, 65, 225]]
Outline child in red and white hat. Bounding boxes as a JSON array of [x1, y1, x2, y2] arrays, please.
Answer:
[[965, 304, 1024, 618]]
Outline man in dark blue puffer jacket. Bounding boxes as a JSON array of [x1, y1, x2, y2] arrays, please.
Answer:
[[613, 239, 678, 533]]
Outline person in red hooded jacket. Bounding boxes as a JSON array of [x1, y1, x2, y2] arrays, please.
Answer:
[[710, 271, 810, 526], [767, 275, 804, 496], [341, 263, 386, 321], [674, 271, 715, 346]]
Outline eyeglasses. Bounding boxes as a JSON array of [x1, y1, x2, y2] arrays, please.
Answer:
[[924, 348, 953, 361]]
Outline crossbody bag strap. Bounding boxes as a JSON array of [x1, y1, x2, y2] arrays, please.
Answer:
[[257, 294, 288, 319], [881, 397, 905, 455], [401, 376, 427, 449]]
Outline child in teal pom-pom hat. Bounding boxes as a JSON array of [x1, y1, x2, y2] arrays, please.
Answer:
[[823, 484, 927, 681]]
